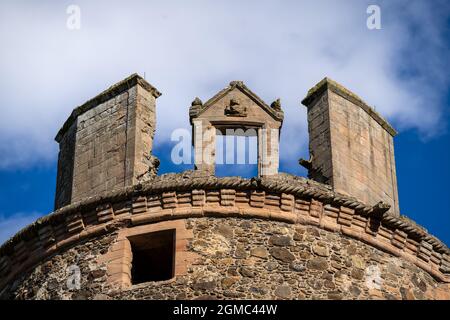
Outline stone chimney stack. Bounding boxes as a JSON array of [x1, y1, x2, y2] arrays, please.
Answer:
[[54, 74, 161, 209], [301, 77, 399, 216]]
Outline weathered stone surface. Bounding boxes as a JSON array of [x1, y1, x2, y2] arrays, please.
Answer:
[[307, 257, 328, 271], [215, 225, 234, 239], [250, 286, 269, 296], [307, 227, 320, 237], [290, 262, 306, 272], [274, 285, 291, 299], [265, 261, 278, 271], [293, 231, 305, 241], [327, 291, 343, 300], [250, 247, 268, 259], [93, 293, 110, 300], [351, 255, 365, 269], [239, 267, 256, 278], [269, 248, 295, 263], [221, 277, 239, 289], [223, 290, 245, 298], [400, 287, 415, 300], [234, 245, 247, 259], [323, 280, 335, 289], [269, 235, 293, 246], [351, 268, 365, 280], [89, 269, 106, 279], [193, 279, 216, 291], [349, 285, 361, 297], [299, 251, 312, 260], [347, 245, 357, 255], [411, 274, 428, 292], [386, 262, 402, 276], [312, 243, 330, 257]]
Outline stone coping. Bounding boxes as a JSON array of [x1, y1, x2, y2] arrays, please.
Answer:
[[0, 172, 449, 290], [55, 73, 161, 142], [301, 77, 397, 137]]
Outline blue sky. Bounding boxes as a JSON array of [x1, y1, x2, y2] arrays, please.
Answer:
[[0, 0, 449, 245]]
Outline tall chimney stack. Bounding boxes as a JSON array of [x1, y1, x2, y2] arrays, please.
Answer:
[[54, 74, 161, 209], [301, 77, 399, 216]]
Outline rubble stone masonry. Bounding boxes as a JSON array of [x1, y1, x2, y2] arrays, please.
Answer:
[[3, 217, 449, 300], [0, 173, 449, 300]]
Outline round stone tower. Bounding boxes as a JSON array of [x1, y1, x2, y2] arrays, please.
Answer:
[[0, 74, 449, 300]]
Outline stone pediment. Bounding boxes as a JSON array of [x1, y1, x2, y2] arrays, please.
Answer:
[[189, 80, 284, 177], [189, 80, 284, 124]]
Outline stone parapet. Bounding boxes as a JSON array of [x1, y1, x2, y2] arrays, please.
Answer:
[[0, 173, 448, 294]]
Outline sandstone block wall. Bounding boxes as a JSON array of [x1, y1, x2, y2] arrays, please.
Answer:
[[302, 78, 399, 215], [54, 74, 160, 209], [54, 122, 77, 209]]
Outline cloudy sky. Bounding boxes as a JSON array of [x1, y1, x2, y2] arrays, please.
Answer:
[[0, 0, 449, 244]]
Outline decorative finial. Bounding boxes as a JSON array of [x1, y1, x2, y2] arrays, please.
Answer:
[[191, 97, 203, 106], [271, 98, 282, 111]]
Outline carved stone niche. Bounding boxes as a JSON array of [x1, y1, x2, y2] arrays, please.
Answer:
[[188, 80, 284, 177]]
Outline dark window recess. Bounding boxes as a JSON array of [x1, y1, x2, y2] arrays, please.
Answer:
[[129, 229, 176, 284]]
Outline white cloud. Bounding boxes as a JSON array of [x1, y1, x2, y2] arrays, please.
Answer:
[[0, 212, 43, 245], [0, 0, 448, 169]]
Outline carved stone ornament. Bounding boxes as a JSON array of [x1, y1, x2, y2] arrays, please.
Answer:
[[224, 98, 247, 117], [271, 98, 282, 111], [191, 97, 203, 106]]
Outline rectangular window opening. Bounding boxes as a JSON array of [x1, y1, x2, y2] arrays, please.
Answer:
[[129, 229, 176, 284], [215, 128, 258, 178]]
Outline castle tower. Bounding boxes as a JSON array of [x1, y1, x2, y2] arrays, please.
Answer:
[[1, 75, 449, 301], [189, 81, 284, 177], [301, 78, 400, 216], [54, 74, 161, 209]]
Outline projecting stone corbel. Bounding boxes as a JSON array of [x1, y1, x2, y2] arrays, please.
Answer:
[[371, 201, 391, 218]]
